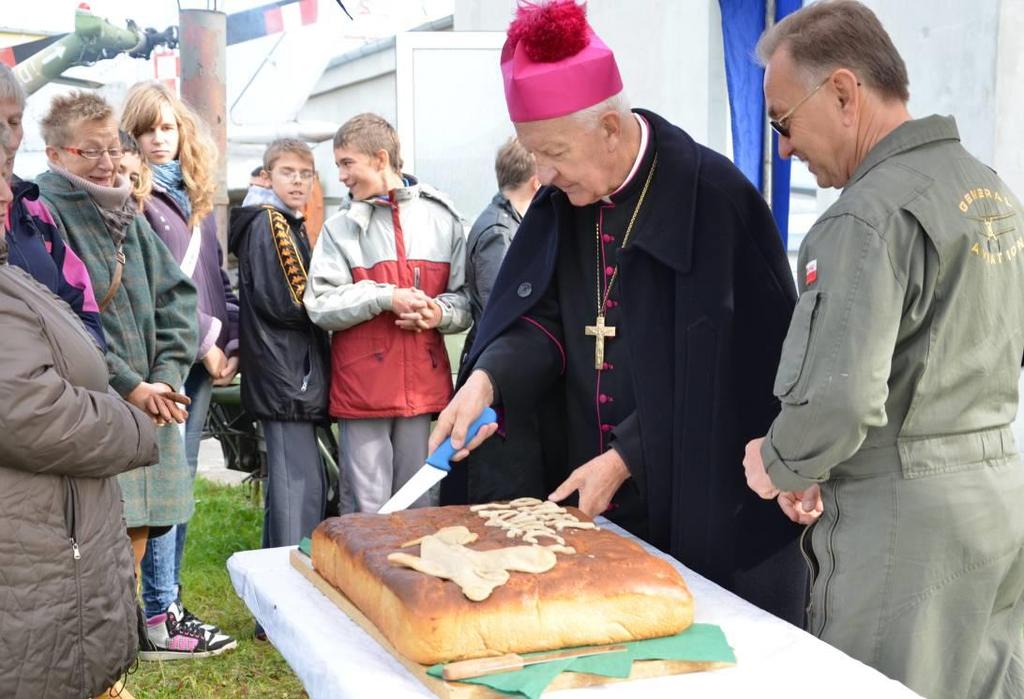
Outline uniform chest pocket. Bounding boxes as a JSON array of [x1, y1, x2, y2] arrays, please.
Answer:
[[773, 290, 822, 404]]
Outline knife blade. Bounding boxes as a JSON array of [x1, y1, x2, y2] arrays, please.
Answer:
[[378, 406, 497, 514], [442, 644, 629, 681]]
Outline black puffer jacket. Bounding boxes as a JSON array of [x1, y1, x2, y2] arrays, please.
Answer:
[[0, 250, 158, 698], [229, 205, 330, 422]]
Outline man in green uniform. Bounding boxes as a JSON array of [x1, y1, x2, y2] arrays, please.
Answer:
[[743, 2, 1024, 697]]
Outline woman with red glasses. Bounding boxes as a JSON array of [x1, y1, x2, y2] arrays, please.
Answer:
[[33, 92, 232, 661]]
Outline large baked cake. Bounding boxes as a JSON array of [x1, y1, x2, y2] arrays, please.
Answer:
[[311, 498, 694, 664]]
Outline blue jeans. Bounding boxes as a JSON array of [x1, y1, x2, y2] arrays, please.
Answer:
[[141, 364, 213, 617]]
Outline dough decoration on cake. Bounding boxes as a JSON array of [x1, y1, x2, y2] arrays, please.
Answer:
[[472, 497, 597, 546], [388, 525, 560, 601], [387, 499, 594, 601]]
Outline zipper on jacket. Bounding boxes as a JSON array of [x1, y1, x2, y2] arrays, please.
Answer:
[[798, 520, 819, 627], [63, 477, 87, 693], [815, 482, 842, 637], [389, 193, 411, 286], [300, 349, 311, 392], [64, 476, 81, 559]]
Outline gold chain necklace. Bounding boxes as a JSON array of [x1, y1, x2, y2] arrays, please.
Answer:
[[585, 154, 658, 370]]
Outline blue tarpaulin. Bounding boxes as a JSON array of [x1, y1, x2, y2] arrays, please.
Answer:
[[719, 0, 801, 246]]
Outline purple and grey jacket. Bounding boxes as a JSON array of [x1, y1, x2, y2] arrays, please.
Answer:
[[143, 188, 239, 360]]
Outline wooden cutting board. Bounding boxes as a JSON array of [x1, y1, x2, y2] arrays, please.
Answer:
[[289, 550, 730, 698]]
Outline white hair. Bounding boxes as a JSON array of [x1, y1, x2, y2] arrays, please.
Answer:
[[0, 121, 11, 158], [569, 91, 632, 129], [0, 65, 26, 109]]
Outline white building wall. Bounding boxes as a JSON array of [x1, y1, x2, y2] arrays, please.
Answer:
[[992, 0, 1024, 455], [298, 49, 397, 206], [301, 1, 731, 207], [994, 0, 1024, 199], [861, 0, 1000, 168], [299, 72, 395, 207]]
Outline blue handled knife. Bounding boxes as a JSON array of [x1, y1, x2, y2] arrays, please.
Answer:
[[377, 407, 498, 514]]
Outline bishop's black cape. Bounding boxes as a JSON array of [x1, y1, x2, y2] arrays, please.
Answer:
[[442, 109, 804, 621]]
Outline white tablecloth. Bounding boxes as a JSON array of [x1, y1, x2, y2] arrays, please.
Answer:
[[228, 521, 922, 699]]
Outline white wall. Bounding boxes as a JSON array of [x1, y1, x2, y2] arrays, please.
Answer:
[[995, 1, 1024, 460], [299, 0, 731, 211], [861, 0, 1000, 167], [994, 0, 1024, 199], [394, 33, 510, 223], [298, 49, 397, 206]]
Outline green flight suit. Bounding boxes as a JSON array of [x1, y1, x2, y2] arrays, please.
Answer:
[[762, 115, 1024, 699]]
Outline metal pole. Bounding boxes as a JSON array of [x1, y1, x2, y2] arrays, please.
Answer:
[[179, 9, 229, 260], [762, 0, 776, 205]]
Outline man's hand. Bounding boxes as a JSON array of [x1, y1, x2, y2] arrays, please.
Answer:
[[428, 370, 499, 461], [743, 437, 780, 499], [202, 345, 228, 378], [213, 354, 239, 387], [778, 486, 823, 525], [392, 287, 430, 315], [396, 299, 443, 332], [126, 382, 191, 426], [548, 448, 630, 517]]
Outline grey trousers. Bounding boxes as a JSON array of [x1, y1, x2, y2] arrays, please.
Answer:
[[338, 414, 435, 512], [809, 458, 1024, 699], [261, 420, 326, 549]]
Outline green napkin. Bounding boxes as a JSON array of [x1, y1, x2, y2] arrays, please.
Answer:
[[426, 623, 735, 699], [298, 537, 312, 557]]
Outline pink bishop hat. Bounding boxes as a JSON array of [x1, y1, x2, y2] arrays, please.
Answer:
[[501, 1, 623, 123]]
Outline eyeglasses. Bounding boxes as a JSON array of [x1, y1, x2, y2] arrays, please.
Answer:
[[272, 168, 316, 182], [62, 146, 125, 160], [769, 76, 831, 139]]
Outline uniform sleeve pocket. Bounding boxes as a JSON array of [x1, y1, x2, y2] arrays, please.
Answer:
[[773, 290, 822, 403]]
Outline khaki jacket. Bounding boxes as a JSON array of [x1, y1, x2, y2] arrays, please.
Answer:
[[764, 115, 1024, 485], [0, 261, 158, 698], [760, 116, 1024, 698]]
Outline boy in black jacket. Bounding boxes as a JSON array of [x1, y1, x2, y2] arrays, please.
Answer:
[[228, 138, 330, 554]]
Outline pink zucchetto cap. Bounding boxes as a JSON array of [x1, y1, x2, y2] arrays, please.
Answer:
[[501, 1, 623, 123]]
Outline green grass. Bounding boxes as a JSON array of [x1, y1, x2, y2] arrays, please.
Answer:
[[127, 478, 307, 699]]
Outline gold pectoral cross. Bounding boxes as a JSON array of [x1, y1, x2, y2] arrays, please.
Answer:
[[585, 314, 616, 370]]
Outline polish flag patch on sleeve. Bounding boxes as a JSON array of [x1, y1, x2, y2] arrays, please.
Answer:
[[805, 259, 818, 285]]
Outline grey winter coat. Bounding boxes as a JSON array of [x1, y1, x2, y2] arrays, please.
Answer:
[[0, 252, 158, 698]]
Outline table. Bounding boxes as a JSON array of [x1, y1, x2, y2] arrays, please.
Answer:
[[228, 521, 922, 698]]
